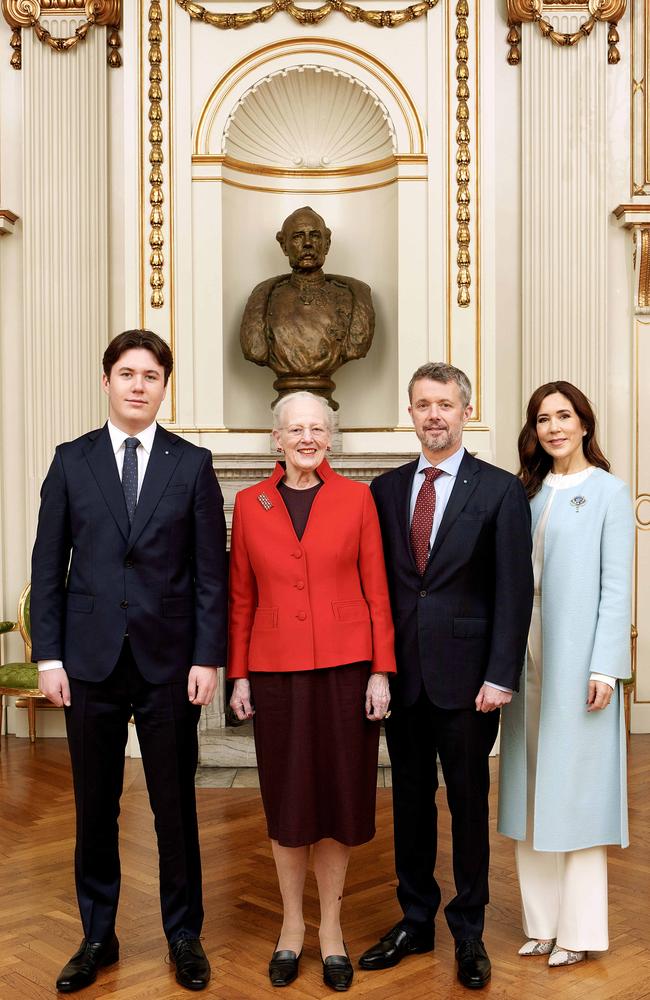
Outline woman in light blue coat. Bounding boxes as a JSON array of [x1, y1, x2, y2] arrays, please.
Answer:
[[498, 381, 634, 968]]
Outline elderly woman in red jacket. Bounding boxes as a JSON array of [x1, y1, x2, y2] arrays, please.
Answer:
[[229, 390, 396, 992]]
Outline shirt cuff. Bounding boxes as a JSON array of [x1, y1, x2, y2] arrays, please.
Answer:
[[590, 672, 616, 690], [484, 681, 512, 693], [38, 660, 64, 672]]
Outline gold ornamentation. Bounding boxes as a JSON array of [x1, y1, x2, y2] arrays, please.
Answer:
[[1, 0, 122, 67], [638, 228, 650, 309], [149, 0, 164, 309], [456, 0, 470, 308], [506, 0, 626, 63], [175, 0, 439, 31]]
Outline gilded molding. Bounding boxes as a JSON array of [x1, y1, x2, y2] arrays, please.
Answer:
[[175, 0, 439, 30], [456, 0, 470, 307], [637, 228, 650, 309], [506, 0, 626, 64], [1, 0, 122, 67], [149, 0, 164, 309], [0, 208, 19, 235]]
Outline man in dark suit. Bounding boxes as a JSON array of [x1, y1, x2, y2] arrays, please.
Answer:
[[359, 362, 533, 989], [32, 330, 227, 993]]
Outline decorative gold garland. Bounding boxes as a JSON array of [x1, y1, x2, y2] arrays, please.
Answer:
[[1, 1, 121, 68], [455, 0, 470, 308], [149, 1, 165, 309], [175, 0, 438, 30], [506, 0, 626, 65]]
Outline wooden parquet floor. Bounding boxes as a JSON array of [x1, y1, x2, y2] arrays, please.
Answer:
[[0, 735, 649, 1000]]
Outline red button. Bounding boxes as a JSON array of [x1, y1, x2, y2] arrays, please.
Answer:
[[295, 581, 305, 590], [293, 550, 302, 558], [296, 611, 307, 621]]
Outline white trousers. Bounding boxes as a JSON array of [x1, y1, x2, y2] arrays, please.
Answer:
[[515, 597, 609, 952]]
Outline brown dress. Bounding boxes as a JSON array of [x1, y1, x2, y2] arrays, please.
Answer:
[[249, 481, 381, 847]]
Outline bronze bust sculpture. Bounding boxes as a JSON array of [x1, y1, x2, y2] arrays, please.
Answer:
[[239, 206, 375, 409]]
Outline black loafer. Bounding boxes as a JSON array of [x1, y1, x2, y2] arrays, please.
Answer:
[[322, 948, 354, 992], [169, 938, 211, 991], [56, 934, 119, 992], [455, 938, 491, 989], [358, 922, 434, 970], [269, 948, 301, 987]]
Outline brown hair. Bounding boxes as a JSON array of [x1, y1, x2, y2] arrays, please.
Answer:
[[408, 362, 472, 407], [103, 330, 173, 384], [518, 381, 610, 499]]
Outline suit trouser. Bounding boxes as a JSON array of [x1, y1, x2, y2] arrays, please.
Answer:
[[65, 640, 203, 944], [386, 689, 500, 941], [515, 597, 609, 951]]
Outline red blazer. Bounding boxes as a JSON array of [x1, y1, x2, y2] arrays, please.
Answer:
[[227, 459, 396, 679]]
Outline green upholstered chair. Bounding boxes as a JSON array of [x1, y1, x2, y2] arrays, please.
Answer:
[[0, 583, 48, 745]]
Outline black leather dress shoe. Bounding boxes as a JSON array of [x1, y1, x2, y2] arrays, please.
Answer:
[[55, 934, 119, 993], [169, 938, 211, 991], [358, 923, 434, 970], [269, 947, 302, 987], [455, 938, 491, 989], [322, 948, 354, 992]]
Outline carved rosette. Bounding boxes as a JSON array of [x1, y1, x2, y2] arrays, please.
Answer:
[[149, 0, 164, 309], [456, 0, 470, 307], [506, 0, 627, 64], [1, 0, 122, 67]]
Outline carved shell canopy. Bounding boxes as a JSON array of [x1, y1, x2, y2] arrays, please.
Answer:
[[222, 66, 396, 168]]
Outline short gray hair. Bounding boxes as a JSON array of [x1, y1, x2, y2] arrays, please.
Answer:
[[408, 362, 472, 408], [272, 391, 336, 433]]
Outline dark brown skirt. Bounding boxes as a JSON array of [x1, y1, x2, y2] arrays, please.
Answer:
[[249, 663, 380, 848]]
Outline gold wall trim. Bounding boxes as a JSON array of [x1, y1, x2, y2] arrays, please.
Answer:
[[506, 0, 626, 65], [191, 175, 427, 193], [193, 37, 426, 156], [167, 425, 494, 433], [639, 228, 650, 308], [1, 0, 121, 68], [192, 153, 409, 177], [176, 0, 437, 31], [148, 0, 164, 308], [456, 0, 470, 308]]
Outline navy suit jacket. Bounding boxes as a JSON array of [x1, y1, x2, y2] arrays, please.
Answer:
[[30, 423, 227, 684], [370, 450, 533, 709]]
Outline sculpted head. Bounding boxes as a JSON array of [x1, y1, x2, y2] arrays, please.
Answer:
[[276, 207, 331, 273]]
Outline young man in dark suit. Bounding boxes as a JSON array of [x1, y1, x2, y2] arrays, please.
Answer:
[[359, 362, 533, 989], [32, 330, 227, 993]]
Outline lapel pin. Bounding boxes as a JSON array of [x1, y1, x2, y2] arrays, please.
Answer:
[[463, 479, 468, 484], [570, 495, 587, 513], [164, 450, 169, 455], [257, 492, 273, 510]]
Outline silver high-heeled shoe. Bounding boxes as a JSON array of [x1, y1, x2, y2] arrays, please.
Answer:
[[548, 944, 586, 966], [518, 938, 555, 956]]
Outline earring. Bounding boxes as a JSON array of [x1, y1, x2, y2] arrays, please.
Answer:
[[277, 447, 284, 454]]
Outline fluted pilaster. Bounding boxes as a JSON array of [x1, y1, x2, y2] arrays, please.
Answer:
[[521, 16, 608, 420], [22, 17, 109, 532]]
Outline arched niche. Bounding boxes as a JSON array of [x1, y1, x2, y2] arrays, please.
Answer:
[[191, 41, 427, 432]]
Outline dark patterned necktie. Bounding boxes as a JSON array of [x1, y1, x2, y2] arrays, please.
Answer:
[[122, 437, 140, 525], [410, 466, 444, 575]]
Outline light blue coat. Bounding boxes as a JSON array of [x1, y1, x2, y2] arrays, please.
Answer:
[[498, 469, 634, 851]]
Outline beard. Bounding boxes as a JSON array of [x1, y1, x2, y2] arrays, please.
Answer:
[[418, 424, 462, 453]]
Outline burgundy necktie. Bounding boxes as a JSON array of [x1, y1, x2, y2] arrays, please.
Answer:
[[410, 466, 444, 575]]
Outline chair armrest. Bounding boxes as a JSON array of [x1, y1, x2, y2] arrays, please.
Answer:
[[0, 620, 17, 635]]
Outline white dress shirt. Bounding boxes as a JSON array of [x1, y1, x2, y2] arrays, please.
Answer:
[[38, 420, 158, 672]]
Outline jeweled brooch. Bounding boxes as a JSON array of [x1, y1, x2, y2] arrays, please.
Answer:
[[570, 495, 587, 513], [257, 492, 273, 510]]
